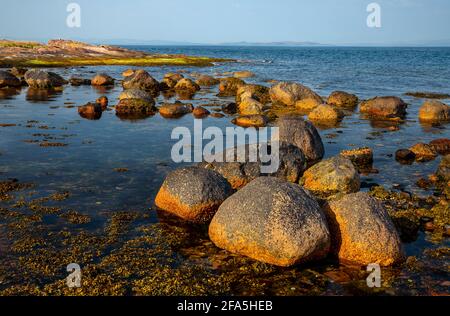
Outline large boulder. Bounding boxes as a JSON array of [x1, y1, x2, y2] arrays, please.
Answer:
[[301, 156, 360, 198], [360, 96, 407, 119], [159, 103, 194, 118], [324, 192, 404, 266], [275, 116, 324, 164], [327, 91, 359, 108], [409, 143, 437, 162], [269, 82, 323, 109], [174, 78, 200, 92], [91, 73, 115, 86], [24, 69, 67, 88], [155, 167, 233, 223], [209, 177, 330, 267], [0, 70, 21, 88], [122, 70, 159, 94], [218, 77, 246, 97], [236, 84, 271, 105], [199, 142, 308, 189], [308, 104, 344, 123], [418, 100, 450, 123]]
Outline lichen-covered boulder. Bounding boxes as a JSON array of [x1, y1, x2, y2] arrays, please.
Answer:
[[327, 91, 359, 108], [340, 147, 374, 172], [236, 84, 271, 105], [174, 78, 200, 92], [301, 156, 360, 198], [275, 116, 324, 164], [360, 96, 407, 119], [159, 103, 194, 118], [269, 82, 323, 109], [91, 73, 115, 86], [122, 70, 159, 93], [324, 192, 404, 266], [308, 104, 344, 123], [232, 115, 268, 128], [155, 167, 233, 223], [24, 69, 67, 88], [218, 77, 246, 97], [209, 177, 330, 267], [0, 70, 21, 88], [418, 100, 450, 123]]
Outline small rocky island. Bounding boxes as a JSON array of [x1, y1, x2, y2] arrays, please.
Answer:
[[0, 39, 228, 67]]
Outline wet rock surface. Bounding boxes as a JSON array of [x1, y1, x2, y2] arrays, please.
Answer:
[[209, 177, 331, 267]]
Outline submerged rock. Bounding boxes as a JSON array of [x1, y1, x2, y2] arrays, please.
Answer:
[[324, 192, 404, 266], [115, 98, 157, 116], [91, 73, 115, 86], [96, 96, 109, 110], [360, 96, 407, 119], [193, 106, 210, 118], [409, 143, 438, 162], [436, 154, 450, 182], [122, 70, 159, 94], [0, 70, 21, 88], [159, 103, 194, 118], [430, 138, 450, 155], [196, 75, 219, 87], [327, 91, 359, 108], [199, 142, 308, 189], [418, 100, 450, 123], [78, 102, 102, 120], [222, 102, 237, 115], [232, 115, 268, 127], [395, 149, 416, 164], [233, 71, 255, 78], [209, 177, 330, 267], [269, 82, 323, 109], [155, 167, 233, 223], [340, 147, 374, 172], [24, 69, 67, 89], [69, 77, 91, 86], [218, 77, 246, 97], [275, 116, 324, 165], [301, 156, 360, 198], [308, 104, 344, 123]]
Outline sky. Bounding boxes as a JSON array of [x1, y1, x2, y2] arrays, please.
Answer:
[[1, 0, 450, 45]]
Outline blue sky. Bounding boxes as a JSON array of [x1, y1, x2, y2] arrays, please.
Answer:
[[1, 0, 449, 45]]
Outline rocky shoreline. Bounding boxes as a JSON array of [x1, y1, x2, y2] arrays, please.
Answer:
[[0, 39, 230, 67], [0, 61, 449, 295]]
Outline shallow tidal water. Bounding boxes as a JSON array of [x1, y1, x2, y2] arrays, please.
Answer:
[[0, 46, 449, 295]]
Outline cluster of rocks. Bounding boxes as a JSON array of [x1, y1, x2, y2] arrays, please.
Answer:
[[3, 67, 449, 127], [396, 138, 450, 164], [154, 116, 405, 267]]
